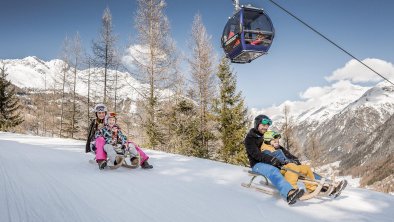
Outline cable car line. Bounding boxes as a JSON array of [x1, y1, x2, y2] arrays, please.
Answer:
[[267, 0, 394, 86]]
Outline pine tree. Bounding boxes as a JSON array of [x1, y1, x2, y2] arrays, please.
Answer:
[[164, 99, 199, 155], [213, 57, 248, 165], [0, 63, 23, 131]]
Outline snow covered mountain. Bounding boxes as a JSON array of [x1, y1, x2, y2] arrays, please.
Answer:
[[339, 113, 394, 192], [310, 82, 394, 160], [2, 56, 172, 112], [0, 132, 393, 222], [251, 80, 370, 128]]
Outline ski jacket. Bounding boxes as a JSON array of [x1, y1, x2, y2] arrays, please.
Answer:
[[244, 128, 279, 168], [86, 119, 96, 153], [85, 119, 105, 153], [101, 125, 128, 147]]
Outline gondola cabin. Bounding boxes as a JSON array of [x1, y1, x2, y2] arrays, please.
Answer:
[[221, 5, 275, 63]]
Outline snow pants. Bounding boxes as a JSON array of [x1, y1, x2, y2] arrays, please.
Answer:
[[127, 141, 149, 164], [252, 162, 294, 199], [103, 144, 121, 166], [95, 137, 107, 161], [281, 163, 317, 192]]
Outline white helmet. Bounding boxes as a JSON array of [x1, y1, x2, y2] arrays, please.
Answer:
[[94, 104, 107, 113]]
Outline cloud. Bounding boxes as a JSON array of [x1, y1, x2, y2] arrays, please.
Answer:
[[325, 58, 394, 83], [253, 80, 369, 122], [121, 44, 146, 69], [299, 85, 331, 100], [122, 44, 168, 70]]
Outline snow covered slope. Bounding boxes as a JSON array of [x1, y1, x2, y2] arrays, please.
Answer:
[[0, 132, 393, 222]]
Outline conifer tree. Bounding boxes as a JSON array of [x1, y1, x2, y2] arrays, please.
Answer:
[[213, 57, 248, 165], [188, 13, 216, 158], [0, 63, 23, 131], [131, 0, 178, 148], [164, 99, 199, 155], [92, 7, 117, 104]]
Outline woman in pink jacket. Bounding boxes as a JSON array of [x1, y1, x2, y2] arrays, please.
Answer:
[[86, 104, 153, 169]]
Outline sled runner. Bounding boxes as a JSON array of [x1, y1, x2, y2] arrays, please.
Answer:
[[88, 148, 140, 170], [241, 169, 343, 200], [88, 158, 124, 170], [114, 146, 140, 169]]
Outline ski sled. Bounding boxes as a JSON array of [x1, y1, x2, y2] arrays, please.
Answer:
[[241, 169, 346, 201], [88, 148, 141, 170], [88, 155, 140, 170]]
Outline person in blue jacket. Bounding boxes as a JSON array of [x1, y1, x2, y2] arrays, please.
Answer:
[[244, 114, 304, 205]]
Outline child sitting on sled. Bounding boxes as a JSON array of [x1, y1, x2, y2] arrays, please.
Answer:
[[261, 130, 347, 197], [261, 130, 318, 193], [101, 112, 153, 169]]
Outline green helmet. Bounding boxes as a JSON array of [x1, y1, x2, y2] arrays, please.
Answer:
[[264, 130, 281, 142]]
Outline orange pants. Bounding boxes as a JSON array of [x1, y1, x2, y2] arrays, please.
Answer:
[[280, 163, 317, 193]]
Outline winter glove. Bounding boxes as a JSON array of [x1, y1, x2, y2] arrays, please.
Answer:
[[284, 159, 297, 165], [270, 157, 284, 168], [114, 144, 124, 155], [293, 159, 301, 165]]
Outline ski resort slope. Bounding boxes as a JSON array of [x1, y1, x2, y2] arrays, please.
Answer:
[[0, 132, 393, 222]]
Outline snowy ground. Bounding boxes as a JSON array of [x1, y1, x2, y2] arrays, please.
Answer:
[[0, 132, 393, 222]]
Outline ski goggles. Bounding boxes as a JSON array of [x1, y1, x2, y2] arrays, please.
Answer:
[[261, 118, 272, 126], [273, 133, 281, 139]]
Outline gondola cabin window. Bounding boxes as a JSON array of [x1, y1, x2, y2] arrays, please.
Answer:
[[222, 12, 241, 54]]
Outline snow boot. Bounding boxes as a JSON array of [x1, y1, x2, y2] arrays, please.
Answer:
[[330, 180, 348, 198], [287, 188, 305, 205], [98, 160, 107, 170], [141, 160, 153, 169]]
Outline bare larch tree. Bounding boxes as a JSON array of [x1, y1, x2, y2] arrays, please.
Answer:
[[188, 13, 217, 158], [130, 0, 178, 148], [92, 7, 117, 104]]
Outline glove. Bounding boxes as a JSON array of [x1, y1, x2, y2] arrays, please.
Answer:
[[287, 159, 301, 165], [270, 157, 284, 168], [284, 159, 297, 165], [114, 144, 124, 155]]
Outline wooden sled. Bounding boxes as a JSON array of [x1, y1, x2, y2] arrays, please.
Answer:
[[241, 170, 335, 200], [88, 151, 140, 169]]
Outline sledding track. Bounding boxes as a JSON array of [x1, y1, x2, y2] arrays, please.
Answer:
[[0, 132, 393, 222]]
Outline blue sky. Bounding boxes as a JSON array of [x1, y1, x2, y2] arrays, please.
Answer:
[[1, 0, 393, 109]]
